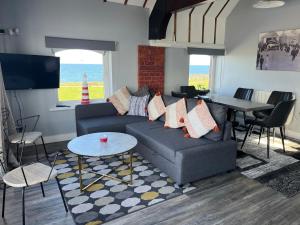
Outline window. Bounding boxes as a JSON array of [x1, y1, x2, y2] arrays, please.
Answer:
[[189, 55, 211, 90], [55, 49, 105, 102]]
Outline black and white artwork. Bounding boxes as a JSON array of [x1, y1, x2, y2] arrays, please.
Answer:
[[257, 29, 300, 71]]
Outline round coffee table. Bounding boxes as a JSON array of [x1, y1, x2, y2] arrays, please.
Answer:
[[67, 132, 137, 191]]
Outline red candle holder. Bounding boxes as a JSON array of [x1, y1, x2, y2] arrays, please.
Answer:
[[100, 135, 108, 143]]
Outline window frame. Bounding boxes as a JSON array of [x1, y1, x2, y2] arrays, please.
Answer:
[[188, 54, 215, 91], [52, 48, 112, 106]]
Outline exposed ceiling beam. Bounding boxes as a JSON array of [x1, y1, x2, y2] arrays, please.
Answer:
[[188, 7, 195, 42], [168, 0, 215, 12], [149, 0, 214, 40], [143, 0, 148, 8], [202, 2, 214, 43], [214, 0, 230, 44]]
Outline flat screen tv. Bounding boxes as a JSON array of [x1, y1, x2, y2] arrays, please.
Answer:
[[0, 53, 60, 90]]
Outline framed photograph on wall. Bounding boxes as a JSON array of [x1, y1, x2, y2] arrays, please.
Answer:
[[257, 29, 300, 71]]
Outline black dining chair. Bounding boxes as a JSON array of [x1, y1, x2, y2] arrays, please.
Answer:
[[241, 99, 296, 159], [232, 88, 254, 139], [253, 91, 293, 142], [253, 91, 293, 119], [179, 86, 210, 99]]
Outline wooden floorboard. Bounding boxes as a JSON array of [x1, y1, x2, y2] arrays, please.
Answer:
[[1, 141, 300, 225]]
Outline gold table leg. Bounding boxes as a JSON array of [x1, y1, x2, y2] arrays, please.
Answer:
[[130, 150, 133, 185], [77, 150, 134, 192], [78, 155, 83, 191]]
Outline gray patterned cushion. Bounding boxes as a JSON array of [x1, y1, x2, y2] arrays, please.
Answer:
[[127, 95, 150, 117]]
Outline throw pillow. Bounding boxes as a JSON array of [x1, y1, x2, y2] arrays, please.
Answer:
[[148, 93, 166, 121], [184, 100, 219, 138], [132, 86, 150, 97], [108, 87, 131, 115], [127, 95, 150, 117], [164, 98, 187, 128]]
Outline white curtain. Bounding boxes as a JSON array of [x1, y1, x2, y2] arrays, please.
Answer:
[[0, 64, 18, 177]]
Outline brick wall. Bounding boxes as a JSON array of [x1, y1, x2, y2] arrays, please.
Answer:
[[138, 45, 165, 93]]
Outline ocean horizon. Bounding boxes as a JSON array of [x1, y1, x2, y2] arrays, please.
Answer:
[[60, 64, 209, 82]]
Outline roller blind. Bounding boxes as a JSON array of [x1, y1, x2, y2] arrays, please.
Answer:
[[187, 47, 225, 56], [45, 36, 117, 51]]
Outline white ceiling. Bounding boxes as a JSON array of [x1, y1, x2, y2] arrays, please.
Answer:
[[106, 0, 240, 47]]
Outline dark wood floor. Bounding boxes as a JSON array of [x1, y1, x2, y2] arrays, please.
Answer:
[[1, 142, 300, 225]]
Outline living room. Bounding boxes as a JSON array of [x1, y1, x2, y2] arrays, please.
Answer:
[[1, 0, 300, 224]]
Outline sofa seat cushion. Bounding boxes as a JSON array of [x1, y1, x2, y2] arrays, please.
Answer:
[[77, 116, 148, 135], [126, 121, 214, 163]]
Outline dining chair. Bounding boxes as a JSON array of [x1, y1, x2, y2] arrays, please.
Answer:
[[180, 86, 210, 99], [241, 99, 295, 159], [232, 88, 254, 139], [253, 91, 293, 119], [2, 109, 49, 162], [1, 146, 68, 225], [253, 91, 293, 142]]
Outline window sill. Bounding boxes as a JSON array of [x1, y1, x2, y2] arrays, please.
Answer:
[[49, 106, 75, 112], [49, 100, 106, 112]]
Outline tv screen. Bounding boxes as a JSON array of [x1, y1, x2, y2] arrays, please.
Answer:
[[0, 53, 60, 90]]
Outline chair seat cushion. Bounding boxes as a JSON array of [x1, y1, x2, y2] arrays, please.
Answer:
[[3, 163, 57, 188], [9, 132, 42, 144], [253, 110, 271, 119], [77, 115, 148, 135], [126, 121, 214, 163]]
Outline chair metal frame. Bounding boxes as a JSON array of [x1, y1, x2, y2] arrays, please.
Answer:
[[0, 144, 68, 225], [2, 108, 49, 163]]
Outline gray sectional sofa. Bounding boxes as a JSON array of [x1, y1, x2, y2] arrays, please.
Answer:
[[75, 95, 237, 185]]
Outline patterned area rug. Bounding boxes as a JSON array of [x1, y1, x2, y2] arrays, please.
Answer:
[[256, 161, 300, 198], [236, 130, 299, 179], [55, 150, 195, 225], [235, 128, 300, 197]]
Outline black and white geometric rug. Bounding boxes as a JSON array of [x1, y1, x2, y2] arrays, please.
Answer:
[[236, 130, 300, 197], [236, 131, 299, 179], [55, 150, 195, 225], [256, 161, 300, 198]]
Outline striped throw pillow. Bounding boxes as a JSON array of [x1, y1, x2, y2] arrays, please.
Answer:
[[128, 95, 150, 117], [164, 98, 187, 128], [108, 87, 131, 115], [184, 100, 219, 138], [148, 93, 166, 121]]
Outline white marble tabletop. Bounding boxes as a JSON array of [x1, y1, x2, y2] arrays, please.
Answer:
[[67, 132, 138, 157]]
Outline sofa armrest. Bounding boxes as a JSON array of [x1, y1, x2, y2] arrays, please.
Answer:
[[75, 102, 118, 120]]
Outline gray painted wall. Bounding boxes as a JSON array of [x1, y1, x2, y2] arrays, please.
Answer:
[[0, 0, 190, 141], [164, 48, 189, 95], [0, 0, 149, 140], [220, 0, 300, 137]]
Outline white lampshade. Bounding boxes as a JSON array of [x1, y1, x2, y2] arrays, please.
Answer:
[[253, 0, 285, 9]]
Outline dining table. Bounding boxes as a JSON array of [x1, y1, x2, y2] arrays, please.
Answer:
[[207, 95, 274, 112], [201, 95, 274, 141]]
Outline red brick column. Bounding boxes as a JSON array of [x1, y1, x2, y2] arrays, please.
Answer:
[[138, 45, 165, 93]]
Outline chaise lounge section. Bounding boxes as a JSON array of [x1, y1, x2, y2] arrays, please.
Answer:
[[75, 96, 237, 185]]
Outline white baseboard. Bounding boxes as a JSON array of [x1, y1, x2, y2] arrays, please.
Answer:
[[35, 132, 76, 144]]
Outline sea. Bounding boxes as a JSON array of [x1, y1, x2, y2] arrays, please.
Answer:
[[60, 64, 209, 82]]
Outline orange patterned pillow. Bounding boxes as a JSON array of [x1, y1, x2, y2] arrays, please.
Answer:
[[148, 93, 166, 121], [184, 100, 219, 138], [164, 98, 187, 128], [108, 87, 131, 115]]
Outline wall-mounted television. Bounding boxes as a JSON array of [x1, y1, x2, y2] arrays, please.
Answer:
[[0, 53, 60, 90]]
